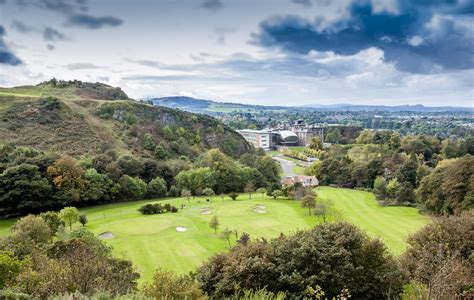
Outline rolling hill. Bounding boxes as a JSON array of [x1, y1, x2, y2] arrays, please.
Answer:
[[148, 96, 472, 114], [0, 80, 251, 158]]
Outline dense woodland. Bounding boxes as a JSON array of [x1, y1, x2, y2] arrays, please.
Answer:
[[306, 131, 473, 215], [0, 143, 280, 217]]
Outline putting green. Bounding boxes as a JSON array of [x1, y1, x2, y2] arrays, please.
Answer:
[[0, 187, 429, 283]]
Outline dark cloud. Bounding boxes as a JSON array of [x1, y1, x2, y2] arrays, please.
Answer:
[[33, 0, 77, 14], [11, 20, 35, 34], [291, 0, 312, 7], [0, 26, 22, 65], [43, 27, 66, 41], [201, 0, 224, 11], [0, 0, 6, 5], [47, 44, 55, 51], [253, 1, 474, 73], [66, 14, 123, 29]]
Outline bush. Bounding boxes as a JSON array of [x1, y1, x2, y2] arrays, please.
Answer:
[[228, 192, 239, 201], [147, 177, 167, 198], [138, 203, 178, 215], [138, 203, 164, 215], [197, 222, 404, 299]]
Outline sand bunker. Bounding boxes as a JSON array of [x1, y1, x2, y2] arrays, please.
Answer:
[[252, 205, 267, 214], [176, 226, 188, 232], [200, 208, 212, 215], [98, 232, 115, 239]]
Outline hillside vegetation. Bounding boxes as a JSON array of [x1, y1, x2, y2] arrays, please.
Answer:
[[0, 79, 250, 158]]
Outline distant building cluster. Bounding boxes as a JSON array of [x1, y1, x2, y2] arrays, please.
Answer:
[[237, 120, 324, 150]]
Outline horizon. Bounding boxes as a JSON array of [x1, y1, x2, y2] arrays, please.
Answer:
[[0, 0, 473, 107]]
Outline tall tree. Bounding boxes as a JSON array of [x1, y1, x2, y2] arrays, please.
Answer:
[[244, 182, 255, 199], [301, 195, 316, 215], [209, 215, 220, 235], [59, 207, 80, 231]]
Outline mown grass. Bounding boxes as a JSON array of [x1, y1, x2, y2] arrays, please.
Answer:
[[0, 187, 429, 283]]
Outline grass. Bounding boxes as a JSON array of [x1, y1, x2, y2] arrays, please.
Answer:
[[292, 165, 307, 175], [0, 187, 429, 283]]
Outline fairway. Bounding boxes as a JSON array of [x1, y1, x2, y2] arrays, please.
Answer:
[[0, 187, 429, 283]]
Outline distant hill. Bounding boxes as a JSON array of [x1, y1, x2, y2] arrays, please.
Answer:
[[0, 80, 250, 158], [148, 96, 472, 113], [149, 96, 284, 114], [301, 103, 473, 112]]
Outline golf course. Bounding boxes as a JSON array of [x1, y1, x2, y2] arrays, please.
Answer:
[[0, 187, 429, 282]]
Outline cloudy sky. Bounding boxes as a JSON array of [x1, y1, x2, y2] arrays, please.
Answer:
[[0, 0, 473, 106]]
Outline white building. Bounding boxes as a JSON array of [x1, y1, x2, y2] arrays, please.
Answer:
[[237, 129, 271, 150]]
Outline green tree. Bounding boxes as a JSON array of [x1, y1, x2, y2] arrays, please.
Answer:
[[228, 192, 239, 201], [8, 215, 52, 256], [387, 178, 401, 201], [209, 215, 220, 234], [220, 228, 233, 249], [202, 187, 215, 201], [118, 175, 148, 199], [197, 222, 404, 298], [11, 214, 52, 245], [272, 189, 282, 199], [244, 182, 255, 199], [116, 155, 144, 177], [40, 211, 65, 237], [143, 268, 203, 299], [79, 214, 88, 227], [0, 251, 25, 289], [402, 214, 474, 299], [81, 168, 114, 202], [314, 199, 332, 222], [256, 187, 267, 198], [301, 194, 316, 215], [309, 136, 323, 150], [163, 126, 174, 140], [181, 189, 192, 204], [373, 176, 388, 200], [0, 163, 51, 214], [143, 133, 156, 151], [59, 207, 80, 231], [148, 177, 167, 198], [154, 143, 168, 159]]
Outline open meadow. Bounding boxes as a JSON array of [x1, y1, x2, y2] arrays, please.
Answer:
[[0, 187, 429, 283]]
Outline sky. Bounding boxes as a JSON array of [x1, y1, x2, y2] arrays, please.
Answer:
[[0, 0, 473, 106]]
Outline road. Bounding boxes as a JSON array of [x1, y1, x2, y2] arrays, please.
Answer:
[[272, 156, 296, 177]]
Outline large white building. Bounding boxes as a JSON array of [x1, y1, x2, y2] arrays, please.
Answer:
[[237, 129, 271, 150]]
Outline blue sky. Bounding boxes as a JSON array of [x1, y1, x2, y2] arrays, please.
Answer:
[[0, 0, 472, 106]]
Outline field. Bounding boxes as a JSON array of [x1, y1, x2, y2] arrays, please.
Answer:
[[0, 187, 429, 283]]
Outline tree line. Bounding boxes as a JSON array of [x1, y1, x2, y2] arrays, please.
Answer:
[[307, 131, 473, 215], [0, 144, 281, 217]]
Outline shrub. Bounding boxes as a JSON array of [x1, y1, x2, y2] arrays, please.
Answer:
[[197, 222, 404, 299], [228, 192, 239, 201], [138, 203, 164, 215]]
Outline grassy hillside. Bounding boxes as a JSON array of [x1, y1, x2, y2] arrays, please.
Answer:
[[0, 187, 429, 282], [0, 80, 250, 158]]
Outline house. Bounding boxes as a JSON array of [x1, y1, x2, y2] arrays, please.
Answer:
[[282, 175, 319, 187]]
